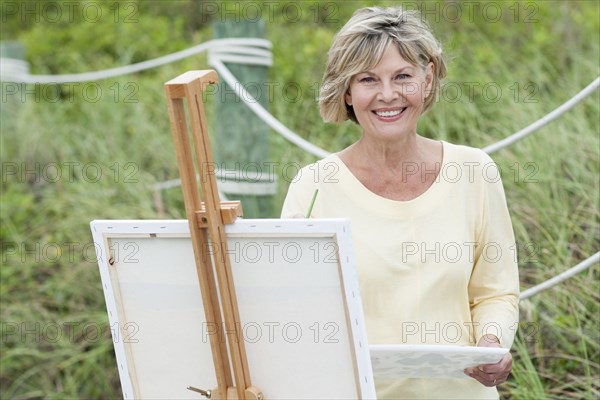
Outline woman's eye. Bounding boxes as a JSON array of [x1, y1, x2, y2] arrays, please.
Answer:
[[395, 74, 410, 80], [359, 76, 375, 83]]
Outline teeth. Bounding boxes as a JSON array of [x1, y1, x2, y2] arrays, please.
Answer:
[[375, 108, 404, 117]]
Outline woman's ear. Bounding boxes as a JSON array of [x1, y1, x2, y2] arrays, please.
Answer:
[[424, 62, 434, 98], [345, 90, 352, 106]]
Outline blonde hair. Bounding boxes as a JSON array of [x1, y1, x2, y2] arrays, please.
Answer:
[[319, 6, 447, 123]]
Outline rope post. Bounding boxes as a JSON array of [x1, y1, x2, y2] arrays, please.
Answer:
[[0, 41, 28, 116], [212, 19, 275, 218]]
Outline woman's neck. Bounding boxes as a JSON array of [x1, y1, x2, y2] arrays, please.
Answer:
[[341, 133, 432, 172]]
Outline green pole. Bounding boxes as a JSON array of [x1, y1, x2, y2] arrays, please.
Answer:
[[212, 19, 274, 218], [0, 41, 27, 116], [0, 41, 25, 60]]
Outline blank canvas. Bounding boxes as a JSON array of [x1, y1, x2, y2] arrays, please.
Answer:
[[90, 218, 376, 399]]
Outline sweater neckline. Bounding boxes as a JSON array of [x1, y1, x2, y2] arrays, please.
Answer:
[[329, 140, 451, 218]]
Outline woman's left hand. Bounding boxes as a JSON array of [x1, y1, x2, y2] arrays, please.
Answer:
[[464, 334, 512, 386]]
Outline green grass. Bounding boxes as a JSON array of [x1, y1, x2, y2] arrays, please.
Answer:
[[1, 1, 599, 398]]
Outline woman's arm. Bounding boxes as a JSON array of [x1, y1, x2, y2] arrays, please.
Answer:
[[468, 153, 520, 348], [466, 152, 520, 386]]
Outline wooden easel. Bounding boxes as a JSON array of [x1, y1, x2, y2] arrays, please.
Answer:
[[164, 70, 263, 400]]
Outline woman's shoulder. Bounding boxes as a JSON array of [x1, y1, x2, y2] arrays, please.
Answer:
[[441, 140, 501, 189], [443, 140, 493, 164]]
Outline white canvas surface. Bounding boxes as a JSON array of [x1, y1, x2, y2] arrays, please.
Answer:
[[90, 219, 376, 400]]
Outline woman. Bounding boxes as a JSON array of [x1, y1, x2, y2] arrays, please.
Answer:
[[281, 6, 519, 399]]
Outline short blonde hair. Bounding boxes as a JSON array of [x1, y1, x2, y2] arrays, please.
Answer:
[[319, 6, 447, 123]]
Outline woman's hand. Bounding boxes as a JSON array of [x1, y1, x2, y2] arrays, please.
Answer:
[[464, 334, 512, 386]]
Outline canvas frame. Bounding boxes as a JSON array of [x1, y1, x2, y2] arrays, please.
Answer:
[[90, 218, 376, 399]]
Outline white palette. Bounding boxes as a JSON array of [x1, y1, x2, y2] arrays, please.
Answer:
[[370, 344, 507, 379]]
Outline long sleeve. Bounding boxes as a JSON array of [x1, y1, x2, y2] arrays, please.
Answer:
[[469, 153, 520, 348]]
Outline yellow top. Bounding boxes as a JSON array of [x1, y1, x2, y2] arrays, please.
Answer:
[[281, 141, 520, 399]]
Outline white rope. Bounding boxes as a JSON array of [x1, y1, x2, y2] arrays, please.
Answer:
[[209, 45, 273, 66], [520, 252, 600, 300], [0, 38, 271, 83], [483, 77, 600, 154]]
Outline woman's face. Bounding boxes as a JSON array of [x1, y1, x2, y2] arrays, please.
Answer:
[[345, 44, 433, 141]]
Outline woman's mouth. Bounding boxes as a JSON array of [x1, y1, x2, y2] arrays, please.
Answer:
[[373, 107, 407, 121]]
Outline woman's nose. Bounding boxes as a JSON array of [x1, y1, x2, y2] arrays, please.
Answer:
[[378, 82, 399, 102]]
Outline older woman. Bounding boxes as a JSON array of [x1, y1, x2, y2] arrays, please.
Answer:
[[281, 6, 519, 399]]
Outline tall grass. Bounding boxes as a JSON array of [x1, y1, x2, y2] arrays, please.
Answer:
[[1, 1, 598, 398]]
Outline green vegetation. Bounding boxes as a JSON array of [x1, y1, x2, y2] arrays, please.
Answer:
[[1, 1, 598, 398]]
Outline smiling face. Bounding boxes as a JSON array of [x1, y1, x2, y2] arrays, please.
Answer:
[[345, 44, 433, 141]]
